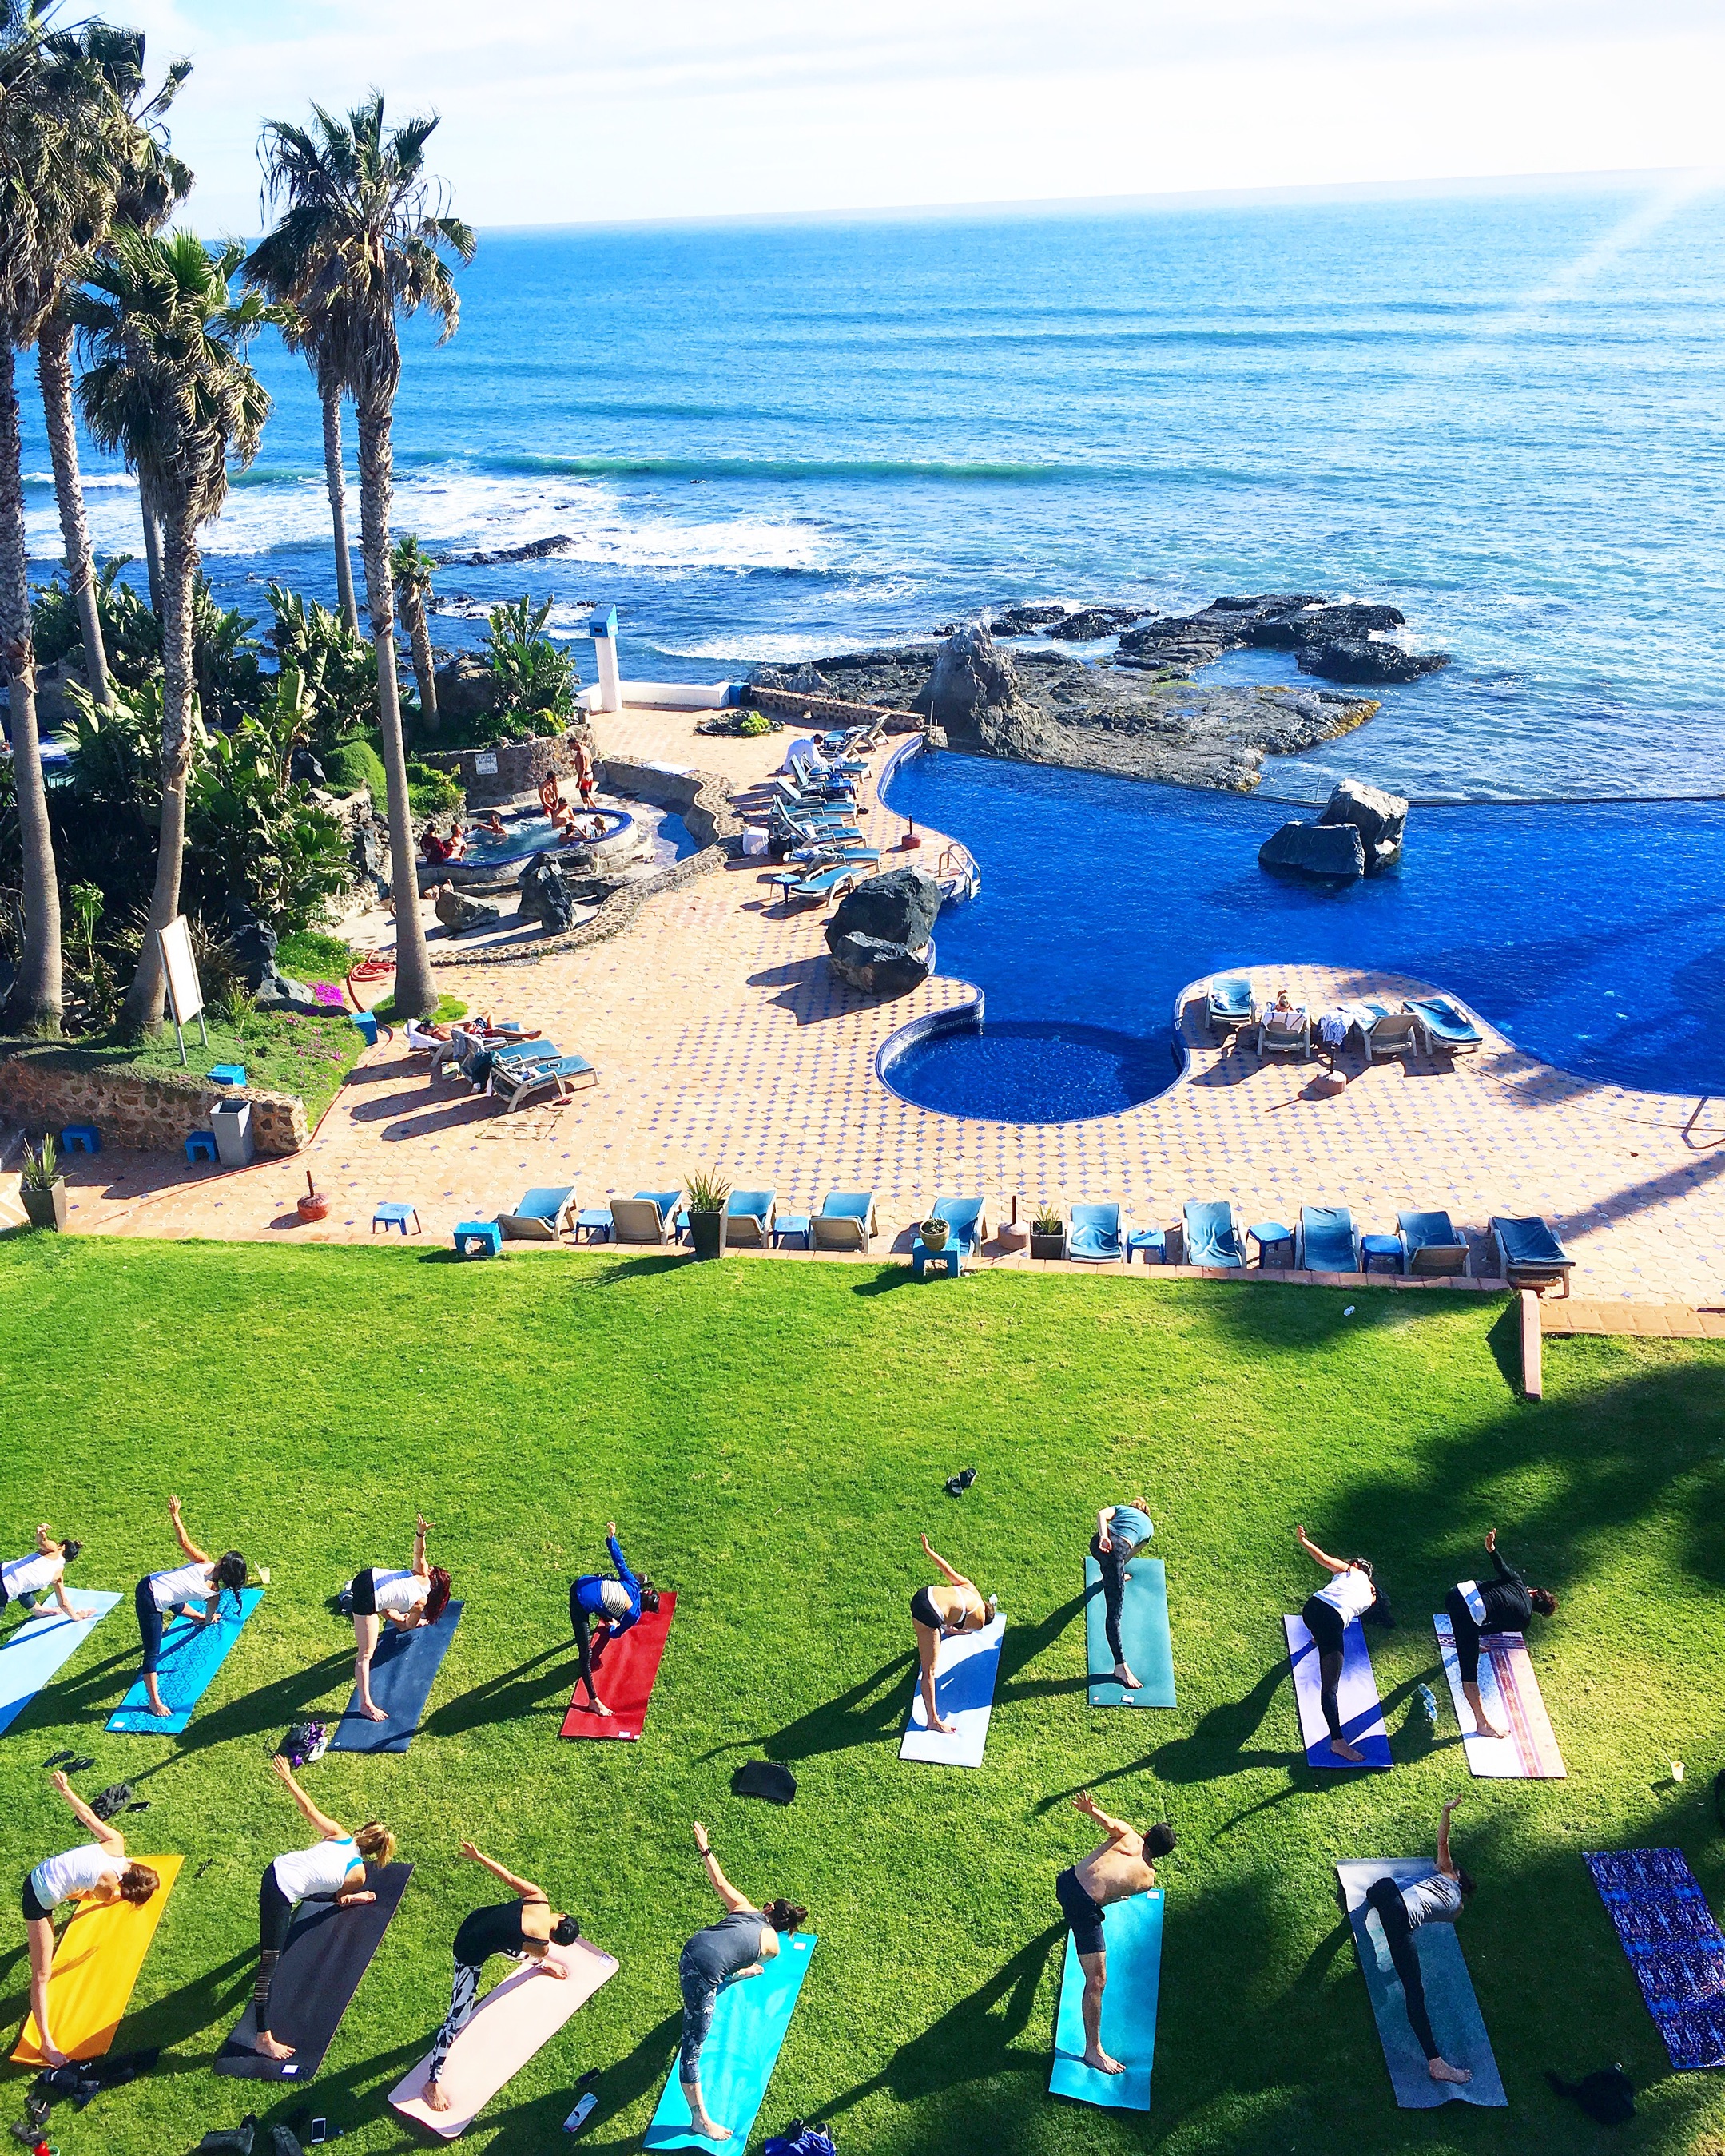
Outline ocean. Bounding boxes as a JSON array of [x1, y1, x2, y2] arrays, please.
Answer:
[[20, 184, 1725, 803]]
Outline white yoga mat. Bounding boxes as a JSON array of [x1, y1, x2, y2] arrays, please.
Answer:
[[1433, 1615, 1565, 1779], [900, 1614, 1004, 1768]]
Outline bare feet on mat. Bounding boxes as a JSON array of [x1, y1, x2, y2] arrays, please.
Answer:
[[424, 2080, 451, 2112], [1429, 2057, 1472, 2084], [689, 2114, 731, 2142], [1328, 1736, 1365, 1762], [255, 2033, 296, 2060], [361, 1703, 390, 1722], [1113, 1663, 1142, 1692], [145, 1700, 173, 1718], [1473, 1718, 1508, 1741], [590, 1699, 614, 1717], [932, 1714, 957, 1735], [1082, 2047, 1126, 2075]]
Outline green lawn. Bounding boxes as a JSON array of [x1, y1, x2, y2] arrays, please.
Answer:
[[2, 1239, 1722, 2156]]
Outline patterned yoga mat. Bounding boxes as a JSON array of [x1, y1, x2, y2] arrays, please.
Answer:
[[1433, 1616, 1565, 1778], [1584, 1848, 1725, 2070]]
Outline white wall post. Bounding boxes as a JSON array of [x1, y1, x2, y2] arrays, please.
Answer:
[[590, 602, 622, 713]]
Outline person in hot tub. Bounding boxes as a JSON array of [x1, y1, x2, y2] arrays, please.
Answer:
[[473, 812, 508, 841]]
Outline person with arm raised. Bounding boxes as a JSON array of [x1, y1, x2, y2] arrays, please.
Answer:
[[22, 1771, 159, 2066], [678, 1824, 806, 2143], [350, 1514, 451, 1724], [909, 1533, 998, 1737], [1, 1524, 93, 1626], [1443, 1528, 1557, 1741], [132, 1495, 250, 1719], [1363, 1797, 1476, 2086], [1056, 1792, 1175, 2075], [1295, 1523, 1390, 1764]]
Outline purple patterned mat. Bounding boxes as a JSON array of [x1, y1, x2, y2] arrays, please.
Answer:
[[1584, 1848, 1725, 2070]]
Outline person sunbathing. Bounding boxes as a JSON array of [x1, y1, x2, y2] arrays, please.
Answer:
[[1263, 988, 1306, 1029]]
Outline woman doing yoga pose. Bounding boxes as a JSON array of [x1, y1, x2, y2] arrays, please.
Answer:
[[350, 1515, 451, 1723], [1295, 1524, 1391, 1763], [1444, 1528, 1557, 1741], [422, 1841, 579, 2113], [1091, 1501, 1154, 1692], [1, 1525, 92, 1626], [680, 1824, 806, 2144], [252, 1757, 395, 2062], [133, 1496, 249, 1718], [910, 1534, 998, 1737], [22, 1772, 159, 2065], [1364, 1797, 1476, 2086], [568, 1522, 659, 1717]]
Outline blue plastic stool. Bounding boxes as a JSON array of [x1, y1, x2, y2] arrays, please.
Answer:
[[574, 1208, 614, 1243], [185, 1130, 218, 1164], [1361, 1233, 1404, 1277], [60, 1123, 100, 1154], [351, 1011, 378, 1046], [453, 1220, 503, 1258], [773, 1213, 813, 1249], [911, 1238, 961, 1280], [372, 1201, 421, 1236], [208, 1063, 246, 1088], [1249, 1221, 1294, 1268], [1127, 1228, 1167, 1265]]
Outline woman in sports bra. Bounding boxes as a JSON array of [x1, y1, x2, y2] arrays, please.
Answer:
[[252, 1756, 396, 2062], [132, 1495, 250, 1718], [909, 1533, 998, 1736], [1, 1525, 92, 1626], [349, 1515, 452, 1723]]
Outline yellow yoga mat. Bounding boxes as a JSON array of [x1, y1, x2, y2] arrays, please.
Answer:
[[11, 1855, 181, 2065]]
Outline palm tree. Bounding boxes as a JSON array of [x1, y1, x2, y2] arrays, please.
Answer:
[[253, 95, 474, 1022], [391, 531, 438, 729], [73, 228, 277, 1034]]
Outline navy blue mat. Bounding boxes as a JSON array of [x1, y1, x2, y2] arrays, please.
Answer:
[[329, 1602, 463, 1753], [1584, 1847, 1725, 2070]]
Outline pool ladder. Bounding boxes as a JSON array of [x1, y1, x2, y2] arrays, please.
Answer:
[[935, 840, 981, 903]]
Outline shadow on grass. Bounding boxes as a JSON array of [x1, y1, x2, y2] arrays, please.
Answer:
[[123, 1650, 355, 1782], [428, 1642, 572, 1737], [485, 2006, 682, 2154], [997, 1592, 1087, 1703], [694, 1652, 916, 1769]]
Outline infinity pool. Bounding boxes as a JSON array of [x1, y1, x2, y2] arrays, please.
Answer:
[[881, 752, 1725, 1122]]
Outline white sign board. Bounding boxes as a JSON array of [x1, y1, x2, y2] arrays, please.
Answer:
[[159, 915, 204, 1025], [474, 752, 498, 776]]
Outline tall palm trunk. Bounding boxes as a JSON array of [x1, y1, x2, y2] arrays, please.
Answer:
[[119, 495, 197, 1035], [320, 379, 359, 633], [356, 382, 435, 1018], [38, 310, 112, 709], [139, 476, 162, 611], [402, 583, 438, 730], [0, 348, 62, 1031]]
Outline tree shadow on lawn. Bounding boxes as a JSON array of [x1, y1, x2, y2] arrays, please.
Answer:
[[481, 2007, 682, 2154], [428, 1641, 574, 1737], [996, 1591, 1087, 1704]]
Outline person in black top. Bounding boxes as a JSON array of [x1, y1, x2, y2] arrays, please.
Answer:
[[1444, 1529, 1557, 1741], [422, 1840, 579, 2113]]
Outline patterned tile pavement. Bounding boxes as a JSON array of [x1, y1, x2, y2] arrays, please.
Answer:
[[13, 705, 1725, 1310]]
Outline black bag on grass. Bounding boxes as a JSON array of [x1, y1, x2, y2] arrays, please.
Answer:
[[732, 1761, 797, 1805], [194, 2118, 256, 2156], [1546, 2067, 1634, 2125], [90, 1781, 134, 1821]]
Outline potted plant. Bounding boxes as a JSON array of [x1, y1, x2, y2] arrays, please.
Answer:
[[685, 1169, 731, 1261], [919, 1213, 949, 1253], [1029, 1204, 1066, 1261], [18, 1135, 67, 1231]]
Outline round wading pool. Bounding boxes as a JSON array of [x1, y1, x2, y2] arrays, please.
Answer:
[[880, 1017, 1174, 1124]]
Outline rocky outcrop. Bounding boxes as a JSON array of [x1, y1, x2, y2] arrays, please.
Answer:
[[1046, 605, 1145, 641], [1258, 820, 1366, 880], [1298, 641, 1450, 685], [444, 534, 583, 568], [825, 867, 940, 996], [517, 852, 579, 933], [1318, 777, 1408, 872], [229, 908, 323, 1016], [432, 653, 497, 721], [434, 885, 503, 935]]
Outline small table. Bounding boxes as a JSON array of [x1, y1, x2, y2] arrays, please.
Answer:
[[1127, 1228, 1167, 1265], [1249, 1221, 1294, 1269], [372, 1201, 421, 1236], [60, 1123, 101, 1155], [452, 1220, 502, 1258], [1361, 1234, 1404, 1277], [773, 1213, 813, 1249], [574, 1208, 614, 1244], [351, 1011, 379, 1047], [185, 1130, 218, 1165], [912, 1238, 960, 1279]]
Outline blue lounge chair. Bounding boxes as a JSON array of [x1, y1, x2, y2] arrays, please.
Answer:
[[725, 1189, 777, 1246], [1397, 1208, 1470, 1277], [1256, 1005, 1311, 1059], [1360, 1006, 1422, 1059], [772, 864, 860, 908], [1182, 1200, 1246, 1268], [1491, 1215, 1574, 1296], [813, 1191, 876, 1253], [498, 1053, 598, 1112], [495, 1185, 577, 1241], [1206, 976, 1253, 1042], [1405, 996, 1484, 1054], [928, 1196, 986, 1261], [610, 1190, 682, 1245], [1298, 1205, 1360, 1273], [1069, 1201, 1125, 1265]]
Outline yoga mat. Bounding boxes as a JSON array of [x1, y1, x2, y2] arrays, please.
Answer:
[[1337, 1860, 1505, 2108], [1585, 1848, 1725, 2069], [560, 1590, 677, 1741], [108, 1588, 265, 1733], [1048, 1888, 1161, 2112], [10, 1854, 182, 2065], [1283, 1614, 1391, 1770], [0, 1590, 121, 1737], [329, 1600, 463, 1753], [388, 1938, 618, 2137], [1433, 1614, 1565, 1779], [214, 1862, 414, 2081], [900, 1613, 1005, 1768], [643, 1930, 817, 2150], [1084, 1558, 1175, 1709]]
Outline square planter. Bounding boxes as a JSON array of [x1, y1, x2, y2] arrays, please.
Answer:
[[686, 1209, 729, 1261], [1029, 1230, 1067, 1261], [20, 1178, 68, 1230], [210, 1098, 256, 1168]]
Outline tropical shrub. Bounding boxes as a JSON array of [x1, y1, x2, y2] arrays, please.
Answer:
[[484, 593, 578, 721], [267, 582, 377, 752]]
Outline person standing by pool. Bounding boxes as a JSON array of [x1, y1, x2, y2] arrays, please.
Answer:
[[679, 1823, 806, 2144], [1363, 1797, 1476, 2087], [573, 737, 598, 809], [1295, 1524, 1391, 1763], [568, 1521, 660, 1719], [1444, 1529, 1557, 1741], [23, 1770, 160, 2066], [1091, 1500, 1154, 1693], [1056, 1792, 1175, 2076], [348, 1515, 451, 1724], [133, 1497, 250, 1719], [910, 1533, 998, 1737], [1, 1525, 93, 1627]]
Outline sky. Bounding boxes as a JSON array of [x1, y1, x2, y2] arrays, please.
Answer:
[[107, 0, 1725, 232]]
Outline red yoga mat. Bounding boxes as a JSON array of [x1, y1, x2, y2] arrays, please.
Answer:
[[560, 1591, 675, 1741]]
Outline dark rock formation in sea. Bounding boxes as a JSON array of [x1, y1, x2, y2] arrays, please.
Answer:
[[1318, 777, 1408, 871], [825, 867, 940, 995], [444, 534, 580, 567], [1297, 640, 1450, 685], [1258, 820, 1367, 880]]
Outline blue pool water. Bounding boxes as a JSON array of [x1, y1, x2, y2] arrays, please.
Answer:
[[881, 751, 1725, 1122]]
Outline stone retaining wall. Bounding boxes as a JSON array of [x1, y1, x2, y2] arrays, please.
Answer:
[[0, 1050, 308, 1157], [418, 727, 594, 808], [745, 685, 924, 733]]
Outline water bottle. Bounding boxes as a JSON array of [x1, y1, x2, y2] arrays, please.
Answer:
[[563, 2094, 597, 2134], [1417, 1682, 1437, 1732]]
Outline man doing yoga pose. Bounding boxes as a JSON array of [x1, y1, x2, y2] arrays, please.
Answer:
[[1091, 1500, 1154, 1692], [1444, 1528, 1558, 1741], [1, 1524, 92, 1626], [349, 1514, 451, 1723], [22, 1772, 159, 2066], [422, 1841, 578, 2113], [1056, 1793, 1175, 2075], [680, 1824, 806, 2143], [1364, 1797, 1476, 2086], [910, 1533, 998, 1736], [132, 1495, 250, 1718], [568, 1521, 659, 1717], [1295, 1524, 1391, 1762]]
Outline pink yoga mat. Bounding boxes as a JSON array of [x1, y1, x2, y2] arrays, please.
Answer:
[[388, 1940, 618, 2138]]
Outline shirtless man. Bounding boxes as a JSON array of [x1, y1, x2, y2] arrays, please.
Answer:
[[1055, 1792, 1175, 2075]]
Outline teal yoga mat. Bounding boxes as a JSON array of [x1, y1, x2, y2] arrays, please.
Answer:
[[1048, 1888, 1160, 2111], [108, 1588, 264, 1733], [0, 1590, 121, 1736], [1337, 1860, 1505, 2107], [643, 1932, 817, 2150], [1084, 1558, 1175, 1708]]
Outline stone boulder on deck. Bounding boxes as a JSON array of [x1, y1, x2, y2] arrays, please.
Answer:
[[825, 866, 941, 996]]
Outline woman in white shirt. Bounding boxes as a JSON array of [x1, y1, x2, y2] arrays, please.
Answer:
[[132, 1496, 251, 1718], [22, 1770, 161, 2065], [1364, 1797, 1476, 2085], [1295, 1524, 1392, 1762], [348, 1515, 452, 1722], [252, 1756, 396, 2062], [1, 1525, 92, 1626]]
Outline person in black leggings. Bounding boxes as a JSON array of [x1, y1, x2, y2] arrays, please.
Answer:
[[422, 1841, 579, 2113], [1295, 1525, 1392, 1761], [1363, 1797, 1475, 2086], [1090, 1501, 1153, 1691], [1444, 1528, 1558, 1740]]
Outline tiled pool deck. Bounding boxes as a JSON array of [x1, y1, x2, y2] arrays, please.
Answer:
[[14, 705, 1724, 1312]]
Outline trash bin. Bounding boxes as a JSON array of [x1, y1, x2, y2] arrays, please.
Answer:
[[210, 1098, 255, 1168]]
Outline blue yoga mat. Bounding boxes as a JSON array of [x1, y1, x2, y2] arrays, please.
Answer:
[[1049, 1888, 1160, 2111], [1084, 1558, 1175, 1708], [108, 1588, 265, 1733], [328, 1601, 463, 1753], [1284, 1614, 1391, 1770], [0, 1591, 121, 1737], [1585, 1847, 1725, 2069], [1337, 1861, 1505, 2107], [644, 1932, 817, 2150]]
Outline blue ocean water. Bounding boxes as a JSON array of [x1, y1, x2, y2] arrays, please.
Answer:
[[22, 187, 1725, 803]]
